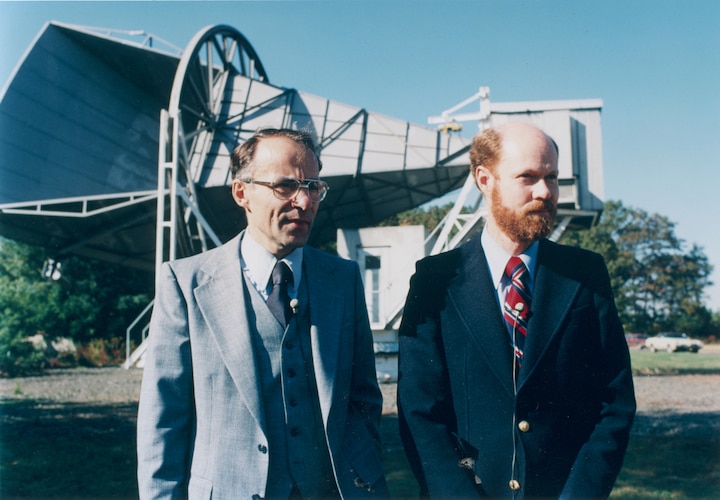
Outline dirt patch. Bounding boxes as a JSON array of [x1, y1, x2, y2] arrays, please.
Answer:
[[2, 367, 719, 437]]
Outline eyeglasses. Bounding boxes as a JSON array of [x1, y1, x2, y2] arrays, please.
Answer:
[[241, 177, 329, 202]]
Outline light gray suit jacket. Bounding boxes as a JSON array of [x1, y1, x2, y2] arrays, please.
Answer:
[[137, 233, 386, 500]]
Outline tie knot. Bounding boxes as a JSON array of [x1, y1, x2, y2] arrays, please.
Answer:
[[271, 260, 293, 287], [505, 256, 527, 279]]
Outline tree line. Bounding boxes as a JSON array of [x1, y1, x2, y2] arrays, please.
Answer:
[[1, 199, 717, 375], [561, 200, 717, 339]]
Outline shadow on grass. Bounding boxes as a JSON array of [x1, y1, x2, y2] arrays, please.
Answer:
[[1, 399, 139, 499], [611, 412, 720, 499], [1, 402, 718, 499], [381, 414, 720, 499]]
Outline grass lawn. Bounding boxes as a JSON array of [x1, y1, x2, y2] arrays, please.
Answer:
[[630, 349, 720, 375], [611, 434, 720, 499], [1, 349, 718, 498], [5, 404, 715, 499], [380, 435, 720, 499], [0, 401, 139, 499]]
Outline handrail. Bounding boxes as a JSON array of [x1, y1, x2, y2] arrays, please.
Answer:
[[123, 299, 154, 368]]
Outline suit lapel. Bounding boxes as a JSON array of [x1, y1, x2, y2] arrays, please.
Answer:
[[519, 239, 581, 386], [303, 247, 342, 422], [193, 234, 266, 428], [447, 236, 515, 395]]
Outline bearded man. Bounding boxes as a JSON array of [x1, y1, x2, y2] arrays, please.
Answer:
[[397, 122, 636, 499]]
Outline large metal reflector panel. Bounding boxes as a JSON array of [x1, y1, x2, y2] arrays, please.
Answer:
[[0, 22, 181, 268], [0, 22, 470, 270]]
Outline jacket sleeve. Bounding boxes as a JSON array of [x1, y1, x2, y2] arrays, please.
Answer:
[[397, 256, 484, 498], [560, 254, 636, 498], [136, 262, 195, 499]]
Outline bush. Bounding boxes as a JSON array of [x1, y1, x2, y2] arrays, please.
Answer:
[[76, 337, 127, 367], [0, 327, 47, 376]]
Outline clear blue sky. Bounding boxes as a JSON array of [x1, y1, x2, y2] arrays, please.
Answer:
[[2, 1, 719, 310]]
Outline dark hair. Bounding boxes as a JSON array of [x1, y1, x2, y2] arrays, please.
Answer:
[[229, 127, 322, 180]]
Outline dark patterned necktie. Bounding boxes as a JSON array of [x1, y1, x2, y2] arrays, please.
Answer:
[[503, 256, 532, 365], [267, 260, 293, 328]]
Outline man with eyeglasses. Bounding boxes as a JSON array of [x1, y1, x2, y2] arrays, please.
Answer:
[[138, 128, 388, 499]]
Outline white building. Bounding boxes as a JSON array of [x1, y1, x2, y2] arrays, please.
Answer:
[[338, 225, 429, 381]]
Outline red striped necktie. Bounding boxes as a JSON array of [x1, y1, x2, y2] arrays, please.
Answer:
[[503, 256, 532, 365]]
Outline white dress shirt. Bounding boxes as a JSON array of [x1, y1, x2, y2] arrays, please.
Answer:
[[240, 232, 303, 301], [480, 229, 538, 310]]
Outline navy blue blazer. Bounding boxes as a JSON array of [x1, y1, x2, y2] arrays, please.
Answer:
[[398, 234, 636, 499]]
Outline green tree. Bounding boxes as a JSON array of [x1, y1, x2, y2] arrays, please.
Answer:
[[562, 200, 714, 337], [0, 237, 152, 374], [0, 239, 61, 374]]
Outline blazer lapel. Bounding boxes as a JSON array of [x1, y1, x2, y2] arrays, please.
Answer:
[[519, 239, 581, 386], [193, 233, 266, 428], [447, 236, 515, 395]]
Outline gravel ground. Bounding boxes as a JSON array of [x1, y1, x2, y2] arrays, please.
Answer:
[[2, 366, 720, 437], [384, 374, 720, 436], [1, 367, 144, 404]]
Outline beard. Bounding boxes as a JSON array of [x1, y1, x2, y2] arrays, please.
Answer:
[[490, 186, 557, 244]]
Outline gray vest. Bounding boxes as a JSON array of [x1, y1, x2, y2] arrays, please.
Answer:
[[243, 272, 337, 499]]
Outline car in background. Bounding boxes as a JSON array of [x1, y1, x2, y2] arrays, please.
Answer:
[[644, 332, 703, 353], [625, 333, 648, 349]]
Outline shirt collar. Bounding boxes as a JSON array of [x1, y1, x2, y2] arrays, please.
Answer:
[[481, 229, 539, 291], [240, 232, 303, 299]]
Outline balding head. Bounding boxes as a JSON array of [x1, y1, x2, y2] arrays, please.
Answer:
[[471, 122, 560, 254], [469, 122, 558, 177]]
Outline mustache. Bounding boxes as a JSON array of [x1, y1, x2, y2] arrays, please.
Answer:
[[523, 200, 556, 214]]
